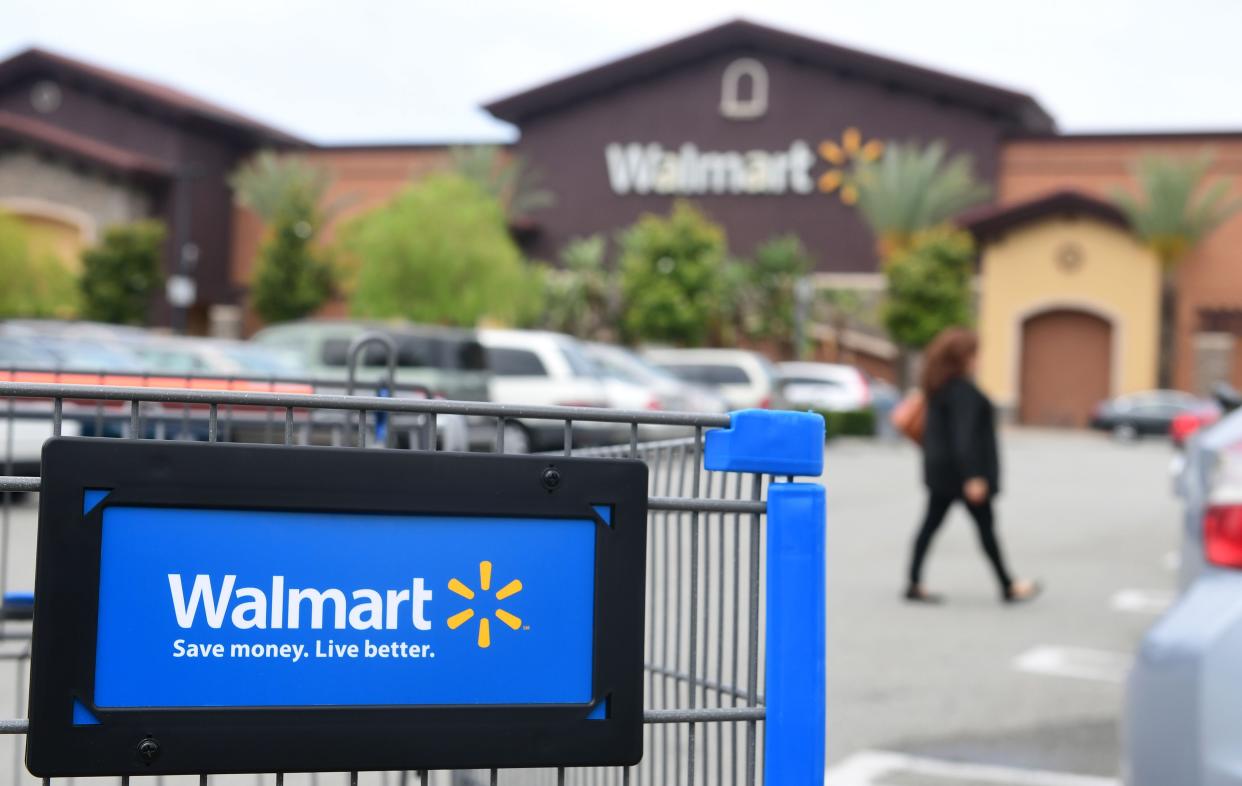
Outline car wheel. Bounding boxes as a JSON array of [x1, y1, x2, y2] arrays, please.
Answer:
[[502, 422, 532, 454], [1113, 423, 1139, 442]]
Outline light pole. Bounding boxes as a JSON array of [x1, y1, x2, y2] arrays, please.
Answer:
[[168, 166, 201, 334], [793, 276, 814, 359]]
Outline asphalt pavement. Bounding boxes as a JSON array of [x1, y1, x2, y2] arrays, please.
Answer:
[[823, 428, 1180, 785]]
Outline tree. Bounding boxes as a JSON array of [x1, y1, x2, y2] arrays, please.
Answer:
[[882, 227, 975, 353], [450, 145, 555, 220], [0, 210, 77, 319], [250, 208, 335, 324], [79, 220, 165, 324], [1112, 152, 1242, 388], [230, 151, 331, 223], [816, 288, 866, 364], [737, 234, 812, 353], [853, 140, 991, 260], [342, 174, 540, 326], [542, 234, 619, 341], [618, 201, 733, 346], [232, 152, 338, 323]]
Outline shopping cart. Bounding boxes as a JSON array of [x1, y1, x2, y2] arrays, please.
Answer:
[[0, 376, 825, 786]]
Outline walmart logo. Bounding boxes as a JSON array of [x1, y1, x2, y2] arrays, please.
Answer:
[[447, 561, 523, 649], [816, 126, 884, 204]]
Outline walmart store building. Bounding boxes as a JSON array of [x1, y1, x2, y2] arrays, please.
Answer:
[[2, 20, 1242, 426]]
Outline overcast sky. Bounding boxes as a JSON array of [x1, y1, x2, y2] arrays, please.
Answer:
[[4, 0, 1240, 144]]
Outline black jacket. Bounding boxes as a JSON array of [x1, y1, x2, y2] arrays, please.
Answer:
[[922, 376, 1000, 497]]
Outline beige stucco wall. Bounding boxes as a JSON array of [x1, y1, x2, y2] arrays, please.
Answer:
[[0, 151, 150, 233], [977, 217, 1160, 408], [1000, 137, 1242, 392]]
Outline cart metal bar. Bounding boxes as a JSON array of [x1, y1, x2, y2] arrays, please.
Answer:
[[0, 382, 731, 427], [642, 708, 765, 724], [763, 483, 827, 785], [646, 497, 765, 515]]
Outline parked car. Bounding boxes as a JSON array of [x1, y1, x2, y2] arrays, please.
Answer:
[[0, 398, 81, 477], [1124, 405, 1242, 785], [777, 362, 872, 412], [478, 330, 626, 452], [252, 321, 489, 452], [583, 342, 727, 414], [643, 348, 784, 410], [1089, 390, 1217, 440], [0, 332, 87, 475], [251, 320, 489, 402], [131, 336, 304, 379], [582, 342, 726, 441], [8, 334, 148, 373]]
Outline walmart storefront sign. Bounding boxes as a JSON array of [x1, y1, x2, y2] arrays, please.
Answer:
[[28, 439, 647, 777], [606, 141, 817, 195]]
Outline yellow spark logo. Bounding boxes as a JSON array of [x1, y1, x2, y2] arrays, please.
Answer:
[[447, 560, 523, 649], [817, 127, 884, 205]]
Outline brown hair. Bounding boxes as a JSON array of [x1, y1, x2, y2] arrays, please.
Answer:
[[920, 327, 978, 395]]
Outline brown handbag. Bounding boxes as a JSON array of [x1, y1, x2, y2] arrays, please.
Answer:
[[890, 389, 926, 445]]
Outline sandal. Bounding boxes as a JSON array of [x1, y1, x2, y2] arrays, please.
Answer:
[[1003, 579, 1043, 604], [904, 585, 944, 604]]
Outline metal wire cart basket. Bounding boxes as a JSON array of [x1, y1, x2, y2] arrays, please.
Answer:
[[0, 373, 825, 786]]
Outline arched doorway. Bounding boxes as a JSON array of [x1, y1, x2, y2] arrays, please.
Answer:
[[1019, 308, 1113, 427], [0, 198, 95, 272]]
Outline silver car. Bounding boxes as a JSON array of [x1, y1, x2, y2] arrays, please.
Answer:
[[1124, 405, 1242, 785]]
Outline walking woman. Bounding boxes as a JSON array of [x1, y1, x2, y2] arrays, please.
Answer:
[[904, 327, 1041, 604]]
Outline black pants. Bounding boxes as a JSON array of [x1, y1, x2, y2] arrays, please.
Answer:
[[908, 491, 1013, 591]]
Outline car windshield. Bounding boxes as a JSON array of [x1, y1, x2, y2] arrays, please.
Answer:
[[587, 348, 649, 384], [34, 338, 146, 372], [219, 345, 304, 377], [558, 340, 601, 378]]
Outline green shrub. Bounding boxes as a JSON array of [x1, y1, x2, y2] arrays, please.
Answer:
[[341, 174, 541, 326], [250, 208, 334, 324], [819, 408, 877, 439], [618, 201, 734, 345], [78, 219, 165, 324], [881, 226, 974, 350], [736, 233, 811, 349], [0, 211, 79, 319]]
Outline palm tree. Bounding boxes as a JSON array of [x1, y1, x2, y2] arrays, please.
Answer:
[[852, 140, 991, 260], [1112, 153, 1242, 388], [229, 151, 333, 223], [450, 145, 555, 220]]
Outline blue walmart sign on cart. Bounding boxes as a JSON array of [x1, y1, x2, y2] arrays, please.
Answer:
[[28, 439, 648, 778], [95, 508, 596, 709]]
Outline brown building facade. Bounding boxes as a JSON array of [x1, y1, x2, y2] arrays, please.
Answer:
[[485, 20, 1053, 272], [0, 48, 303, 333]]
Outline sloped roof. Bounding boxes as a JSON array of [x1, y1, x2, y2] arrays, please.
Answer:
[[485, 19, 1055, 132], [0, 47, 306, 147], [0, 110, 171, 178], [960, 189, 1130, 242]]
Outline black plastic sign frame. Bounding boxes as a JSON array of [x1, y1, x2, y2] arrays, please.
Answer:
[[27, 438, 647, 777]]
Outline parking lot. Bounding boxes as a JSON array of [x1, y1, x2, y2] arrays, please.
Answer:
[[824, 429, 1179, 785], [0, 427, 1180, 784]]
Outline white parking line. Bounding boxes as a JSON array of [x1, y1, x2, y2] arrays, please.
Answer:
[[1110, 589, 1173, 615], [1013, 645, 1130, 684], [825, 750, 1119, 786]]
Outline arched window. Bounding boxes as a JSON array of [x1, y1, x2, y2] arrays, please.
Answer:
[[719, 58, 768, 120]]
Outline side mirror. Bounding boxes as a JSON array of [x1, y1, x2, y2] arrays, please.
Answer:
[[1213, 382, 1242, 413]]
